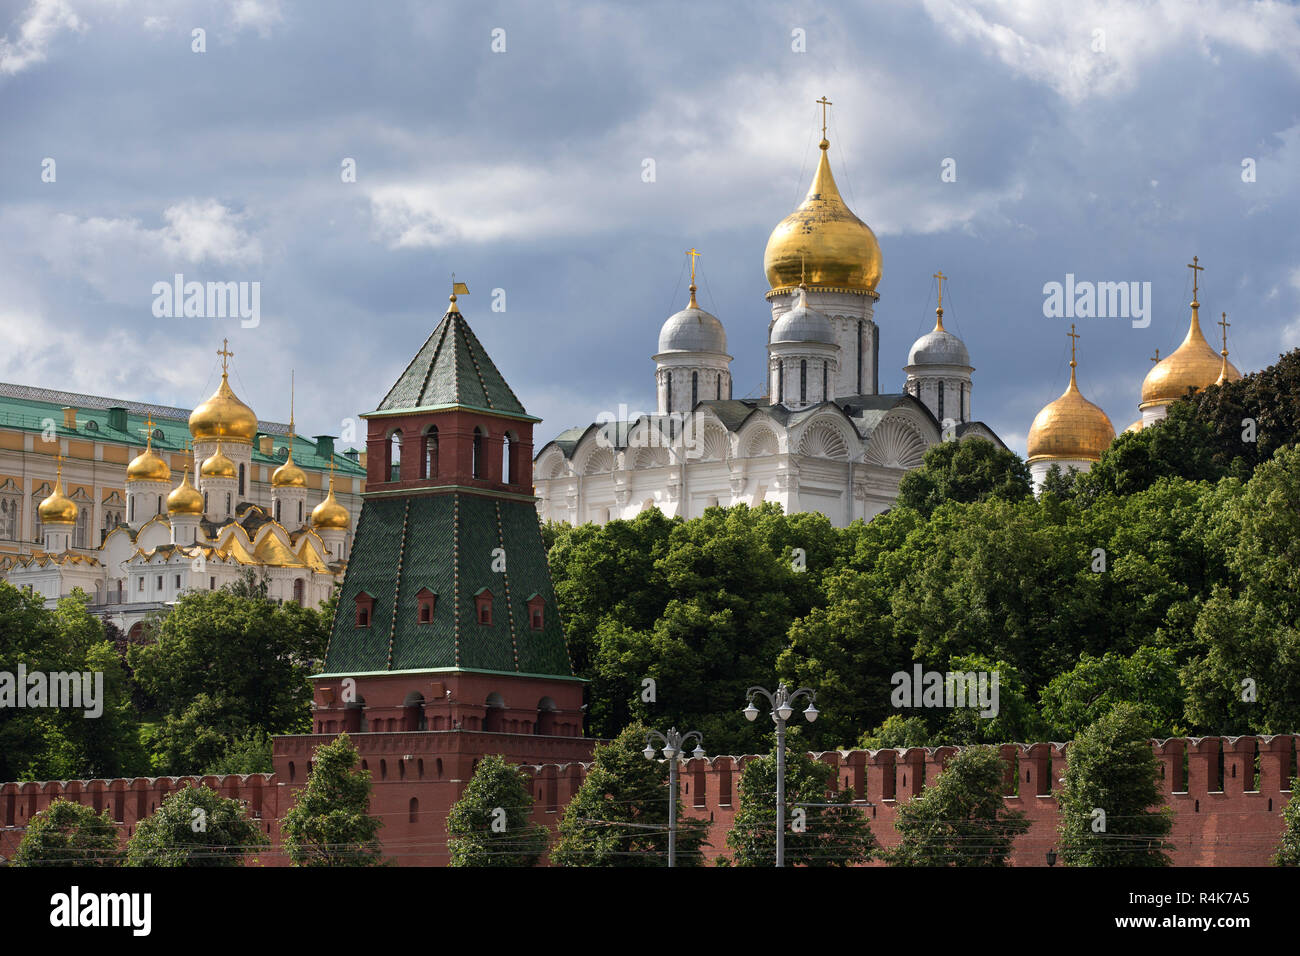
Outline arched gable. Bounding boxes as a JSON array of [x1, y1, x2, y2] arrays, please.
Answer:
[[791, 413, 857, 462], [863, 414, 931, 469]]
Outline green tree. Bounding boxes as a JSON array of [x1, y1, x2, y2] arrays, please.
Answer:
[[446, 754, 548, 866], [206, 729, 274, 775], [126, 784, 267, 867], [280, 733, 384, 866], [1275, 780, 1300, 867], [13, 799, 122, 867], [1040, 648, 1183, 739], [727, 745, 875, 867], [856, 714, 933, 750], [129, 587, 329, 773], [897, 437, 1032, 517], [889, 745, 1029, 866], [551, 723, 709, 866], [1057, 704, 1173, 867], [1074, 402, 1223, 500]]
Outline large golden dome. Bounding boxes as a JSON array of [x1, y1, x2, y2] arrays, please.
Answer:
[[764, 138, 882, 296], [127, 439, 171, 483], [1141, 303, 1240, 409], [201, 444, 237, 480], [272, 448, 307, 489], [167, 467, 204, 516], [190, 371, 258, 444], [1027, 363, 1116, 463], [311, 484, 350, 530], [38, 476, 78, 526]]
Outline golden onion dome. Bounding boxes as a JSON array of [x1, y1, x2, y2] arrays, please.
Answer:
[[200, 444, 237, 480], [167, 467, 204, 515], [126, 441, 171, 483], [1141, 303, 1240, 409], [764, 137, 882, 296], [189, 371, 258, 444], [1124, 419, 1144, 435], [38, 476, 78, 526], [311, 484, 350, 530], [271, 448, 307, 488], [1027, 362, 1116, 464]]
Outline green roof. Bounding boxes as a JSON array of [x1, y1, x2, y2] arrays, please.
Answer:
[[0, 389, 364, 477], [371, 310, 529, 418], [322, 492, 573, 677]]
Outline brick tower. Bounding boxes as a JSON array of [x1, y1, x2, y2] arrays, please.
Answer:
[[276, 287, 593, 863]]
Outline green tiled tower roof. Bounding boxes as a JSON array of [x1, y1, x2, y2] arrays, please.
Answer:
[[322, 493, 574, 678], [372, 311, 534, 419]]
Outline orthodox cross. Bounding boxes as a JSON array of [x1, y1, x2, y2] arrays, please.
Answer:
[[1068, 323, 1080, 367], [217, 339, 233, 375], [140, 416, 157, 449], [933, 270, 947, 309], [1150, 348, 1161, 364], [686, 248, 701, 287], [816, 96, 832, 139], [1187, 255, 1204, 301], [1219, 312, 1231, 356]]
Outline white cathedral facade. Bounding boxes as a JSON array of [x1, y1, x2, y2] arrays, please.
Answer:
[[534, 120, 1003, 528]]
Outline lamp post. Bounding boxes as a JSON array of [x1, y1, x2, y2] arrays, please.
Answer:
[[743, 682, 818, 867], [642, 727, 705, 868]]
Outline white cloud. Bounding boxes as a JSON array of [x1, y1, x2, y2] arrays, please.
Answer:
[[0, 0, 85, 76], [229, 0, 282, 38], [920, 0, 1300, 103]]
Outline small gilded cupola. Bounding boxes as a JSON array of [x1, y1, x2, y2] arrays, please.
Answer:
[[1027, 324, 1116, 490]]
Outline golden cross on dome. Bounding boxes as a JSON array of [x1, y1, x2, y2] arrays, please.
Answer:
[[816, 96, 832, 140], [686, 248, 701, 286], [1187, 255, 1204, 301], [55, 452, 64, 481], [933, 270, 947, 309], [1219, 312, 1231, 355], [140, 417, 157, 448], [1067, 323, 1080, 367], [1150, 348, 1160, 364], [217, 339, 234, 375]]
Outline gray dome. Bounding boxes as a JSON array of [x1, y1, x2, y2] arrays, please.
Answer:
[[658, 305, 727, 354], [770, 288, 835, 346], [908, 326, 970, 367]]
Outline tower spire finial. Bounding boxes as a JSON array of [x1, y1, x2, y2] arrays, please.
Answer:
[[1067, 323, 1080, 386], [448, 274, 469, 314], [1219, 311, 1231, 358], [816, 95, 832, 148]]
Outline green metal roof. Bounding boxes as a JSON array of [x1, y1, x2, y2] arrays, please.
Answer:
[[0, 390, 364, 476], [371, 310, 529, 418], [322, 493, 573, 678]]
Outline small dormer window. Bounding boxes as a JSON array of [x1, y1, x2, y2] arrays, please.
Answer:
[[355, 592, 374, 628], [417, 588, 436, 625], [475, 589, 492, 626], [526, 593, 546, 631]]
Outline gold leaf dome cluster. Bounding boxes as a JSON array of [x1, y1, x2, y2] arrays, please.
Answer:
[[764, 137, 882, 296], [200, 444, 237, 480], [167, 467, 204, 516], [189, 371, 258, 445], [38, 468, 78, 526], [1140, 302, 1240, 409], [1027, 337, 1116, 464]]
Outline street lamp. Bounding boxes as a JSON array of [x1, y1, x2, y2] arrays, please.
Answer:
[[1046, 848, 1058, 867], [643, 726, 705, 868], [743, 682, 818, 867]]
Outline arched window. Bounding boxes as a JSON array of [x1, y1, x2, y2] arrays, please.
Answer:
[[472, 427, 485, 479], [536, 697, 557, 735], [484, 693, 505, 733], [388, 430, 402, 482], [502, 432, 514, 485], [409, 798, 419, 823], [238, 463, 245, 496], [423, 425, 438, 479], [292, 578, 304, 605], [225, 492, 231, 514], [129, 497, 135, 522], [857, 320, 864, 393], [938, 381, 945, 422], [716, 375, 722, 400], [156, 495, 162, 514], [692, 371, 698, 408], [298, 500, 303, 523], [666, 373, 672, 412], [800, 359, 807, 404], [960, 382, 966, 421], [822, 362, 828, 401], [74, 508, 88, 548], [203, 493, 208, 513], [403, 692, 426, 731], [778, 364, 784, 404], [275, 500, 281, 522]]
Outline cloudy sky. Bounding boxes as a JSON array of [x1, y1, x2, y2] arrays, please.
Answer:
[[2, 0, 1298, 454]]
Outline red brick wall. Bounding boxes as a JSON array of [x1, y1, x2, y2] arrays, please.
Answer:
[[4, 735, 1294, 867]]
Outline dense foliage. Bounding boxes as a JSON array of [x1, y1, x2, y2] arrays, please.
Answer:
[[125, 783, 268, 866], [447, 754, 548, 866], [12, 798, 122, 867], [280, 733, 384, 867]]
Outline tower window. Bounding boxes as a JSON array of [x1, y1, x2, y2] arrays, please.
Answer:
[[275, 500, 281, 521], [800, 360, 807, 404], [238, 463, 245, 497], [388, 430, 402, 482], [424, 425, 438, 479], [666, 373, 672, 412], [503, 432, 514, 485], [527, 594, 546, 631], [692, 371, 698, 408], [417, 588, 436, 624], [778, 364, 784, 404], [475, 588, 493, 625], [857, 320, 864, 394], [822, 361, 828, 402], [472, 427, 485, 479], [355, 592, 374, 628], [938, 381, 945, 422]]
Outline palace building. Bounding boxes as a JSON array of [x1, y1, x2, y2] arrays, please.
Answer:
[[0, 344, 364, 636], [532, 102, 1004, 528]]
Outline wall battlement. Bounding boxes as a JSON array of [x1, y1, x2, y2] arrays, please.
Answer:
[[3, 735, 1294, 866]]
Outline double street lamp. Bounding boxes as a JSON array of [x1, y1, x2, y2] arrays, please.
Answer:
[[743, 683, 818, 868], [642, 727, 705, 868]]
